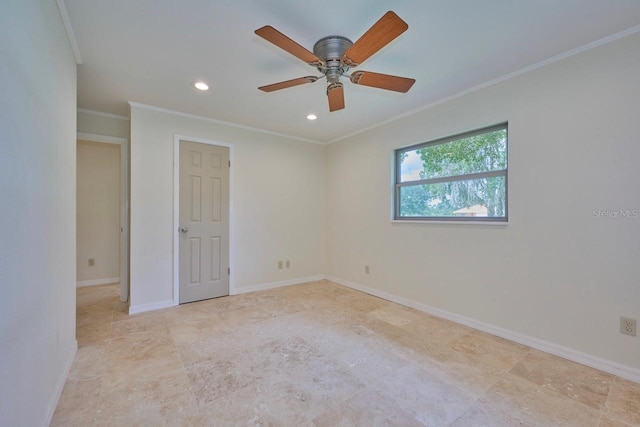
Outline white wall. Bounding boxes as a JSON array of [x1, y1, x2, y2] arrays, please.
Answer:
[[129, 106, 325, 311], [0, 1, 78, 426], [326, 32, 640, 372], [77, 140, 121, 284]]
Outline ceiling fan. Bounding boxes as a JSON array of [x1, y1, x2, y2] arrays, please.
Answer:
[[255, 11, 416, 112]]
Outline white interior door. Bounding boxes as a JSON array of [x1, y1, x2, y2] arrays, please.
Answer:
[[179, 140, 230, 303]]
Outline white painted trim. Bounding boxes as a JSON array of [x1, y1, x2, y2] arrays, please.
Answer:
[[129, 102, 324, 145], [328, 23, 640, 145], [77, 108, 130, 121], [55, 0, 82, 64], [326, 275, 640, 384], [77, 132, 127, 145], [173, 138, 179, 306], [76, 132, 129, 302], [76, 277, 120, 287], [119, 140, 129, 303], [173, 135, 235, 306], [41, 339, 77, 427], [390, 220, 509, 226], [231, 275, 325, 296], [128, 300, 174, 315]]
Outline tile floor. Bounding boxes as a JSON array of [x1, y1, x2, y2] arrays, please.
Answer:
[[52, 281, 640, 426]]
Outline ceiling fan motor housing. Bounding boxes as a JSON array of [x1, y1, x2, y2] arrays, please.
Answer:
[[313, 36, 353, 83]]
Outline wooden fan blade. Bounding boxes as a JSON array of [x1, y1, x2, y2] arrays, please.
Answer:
[[350, 71, 415, 93], [255, 26, 322, 66], [342, 11, 408, 67], [259, 76, 318, 92], [327, 82, 345, 112]]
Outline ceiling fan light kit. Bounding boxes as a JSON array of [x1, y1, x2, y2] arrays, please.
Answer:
[[255, 11, 415, 112]]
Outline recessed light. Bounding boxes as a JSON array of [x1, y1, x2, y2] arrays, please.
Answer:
[[194, 81, 209, 91], [307, 114, 317, 120]]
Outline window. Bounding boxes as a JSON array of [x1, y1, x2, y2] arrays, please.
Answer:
[[394, 123, 508, 221]]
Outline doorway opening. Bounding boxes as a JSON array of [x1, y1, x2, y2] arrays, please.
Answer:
[[76, 133, 129, 303]]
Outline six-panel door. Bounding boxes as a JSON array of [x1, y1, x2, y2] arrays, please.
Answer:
[[179, 141, 230, 303]]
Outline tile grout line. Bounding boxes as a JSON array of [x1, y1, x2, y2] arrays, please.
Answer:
[[507, 348, 618, 418], [63, 283, 639, 426], [165, 311, 203, 417], [304, 387, 370, 426]]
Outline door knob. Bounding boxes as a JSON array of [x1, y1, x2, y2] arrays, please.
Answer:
[[179, 226, 189, 233]]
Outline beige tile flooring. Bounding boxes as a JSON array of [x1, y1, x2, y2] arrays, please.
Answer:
[[53, 281, 640, 426]]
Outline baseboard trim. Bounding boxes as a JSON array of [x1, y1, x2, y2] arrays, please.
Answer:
[[231, 275, 325, 295], [129, 276, 324, 313], [128, 299, 174, 315], [76, 277, 120, 287], [42, 339, 77, 427], [326, 275, 640, 384]]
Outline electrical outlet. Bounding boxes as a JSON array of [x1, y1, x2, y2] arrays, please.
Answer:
[[278, 261, 283, 270], [285, 260, 290, 268], [365, 265, 370, 274], [620, 317, 637, 336], [88, 258, 95, 266]]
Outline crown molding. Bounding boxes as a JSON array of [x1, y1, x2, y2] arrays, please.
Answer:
[[77, 132, 128, 145], [55, 0, 82, 65], [77, 108, 130, 121], [128, 102, 325, 145], [328, 23, 640, 145]]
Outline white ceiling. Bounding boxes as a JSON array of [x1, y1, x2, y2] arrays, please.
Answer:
[[64, 0, 640, 143]]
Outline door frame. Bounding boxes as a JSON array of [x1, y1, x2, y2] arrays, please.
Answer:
[[76, 132, 129, 303], [173, 134, 235, 306]]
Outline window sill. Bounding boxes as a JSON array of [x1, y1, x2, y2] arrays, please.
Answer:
[[390, 219, 508, 226]]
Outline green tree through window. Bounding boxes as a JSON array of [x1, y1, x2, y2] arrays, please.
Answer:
[[395, 124, 507, 220]]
